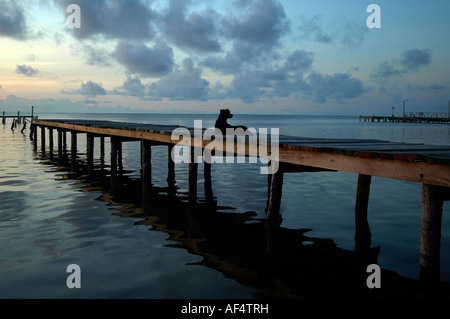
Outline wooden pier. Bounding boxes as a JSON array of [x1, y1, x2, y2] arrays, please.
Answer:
[[360, 115, 450, 124], [30, 118, 450, 293], [2, 110, 37, 124]]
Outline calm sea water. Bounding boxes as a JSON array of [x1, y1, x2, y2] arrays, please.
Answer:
[[1, 113, 449, 299]]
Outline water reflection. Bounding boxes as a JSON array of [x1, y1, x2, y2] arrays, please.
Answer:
[[32, 144, 450, 299]]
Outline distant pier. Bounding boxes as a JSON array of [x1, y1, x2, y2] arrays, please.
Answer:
[[360, 112, 450, 124]]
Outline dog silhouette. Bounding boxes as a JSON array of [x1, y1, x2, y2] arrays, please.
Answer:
[[215, 109, 248, 134]]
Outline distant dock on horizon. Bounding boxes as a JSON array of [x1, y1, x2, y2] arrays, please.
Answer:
[[360, 112, 450, 124]]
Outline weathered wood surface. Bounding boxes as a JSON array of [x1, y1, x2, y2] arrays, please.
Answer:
[[33, 119, 450, 187]]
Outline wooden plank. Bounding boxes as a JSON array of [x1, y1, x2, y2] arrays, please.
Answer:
[[279, 148, 450, 187]]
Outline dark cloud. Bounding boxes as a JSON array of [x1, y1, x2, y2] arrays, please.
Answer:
[[370, 60, 403, 80], [202, 0, 290, 74], [146, 58, 210, 101], [0, 0, 28, 40], [401, 49, 433, 71], [62, 81, 106, 97], [114, 76, 146, 97], [15, 65, 40, 77], [303, 72, 366, 104], [371, 48, 433, 81], [162, 0, 221, 53], [83, 45, 112, 67], [56, 0, 157, 40], [113, 40, 174, 77], [407, 84, 446, 91], [224, 0, 290, 47]]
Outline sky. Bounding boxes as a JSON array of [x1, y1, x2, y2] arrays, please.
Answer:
[[0, 0, 449, 115]]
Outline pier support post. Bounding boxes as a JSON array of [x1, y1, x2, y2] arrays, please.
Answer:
[[100, 136, 105, 170], [188, 147, 198, 209], [354, 174, 372, 252], [141, 140, 152, 185], [204, 161, 214, 205], [141, 140, 152, 205], [48, 128, 53, 159], [266, 161, 284, 224], [57, 129, 63, 163], [71, 131, 77, 170], [87, 133, 94, 176], [32, 124, 37, 149], [420, 184, 448, 290], [40, 126, 46, 155], [110, 137, 119, 189], [167, 144, 176, 187]]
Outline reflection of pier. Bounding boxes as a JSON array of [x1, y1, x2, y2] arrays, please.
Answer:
[[33, 139, 442, 299], [29, 118, 450, 296]]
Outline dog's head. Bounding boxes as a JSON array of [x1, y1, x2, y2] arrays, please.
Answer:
[[220, 108, 233, 119]]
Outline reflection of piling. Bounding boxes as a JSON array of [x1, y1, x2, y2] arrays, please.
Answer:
[[420, 184, 449, 293], [354, 174, 372, 253]]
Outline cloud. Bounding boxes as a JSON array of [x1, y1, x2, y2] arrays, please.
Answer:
[[371, 48, 434, 80], [303, 72, 366, 103], [113, 40, 174, 77], [370, 60, 403, 80], [146, 58, 210, 101], [0, 85, 3, 90], [401, 49, 433, 71], [55, 0, 157, 40], [114, 76, 146, 97], [299, 15, 368, 49], [202, 0, 290, 74], [224, 0, 290, 48], [0, 0, 29, 40], [224, 49, 366, 104], [161, 0, 221, 53], [83, 45, 112, 67], [15, 65, 40, 77], [62, 81, 106, 97]]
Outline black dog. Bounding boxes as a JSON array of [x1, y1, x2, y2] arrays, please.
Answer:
[[215, 109, 248, 134]]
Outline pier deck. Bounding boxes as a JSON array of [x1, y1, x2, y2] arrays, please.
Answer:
[[30, 118, 450, 291]]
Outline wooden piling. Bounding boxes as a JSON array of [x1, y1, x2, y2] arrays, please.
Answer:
[[141, 140, 152, 185], [71, 131, 77, 170], [100, 136, 105, 170], [354, 174, 372, 252], [2, 111, 5, 124], [420, 184, 447, 288], [188, 147, 198, 207], [87, 133, 94, 176], [266, 162, 284, 224], [110, 137, 119, 189], [40, 126, 46, 155], [204, 162, 214, 204], [57, 129, 63, 163], [32, 124, 37, 149], [48, 128, 54, 159], [167, 144, 175, 187]]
